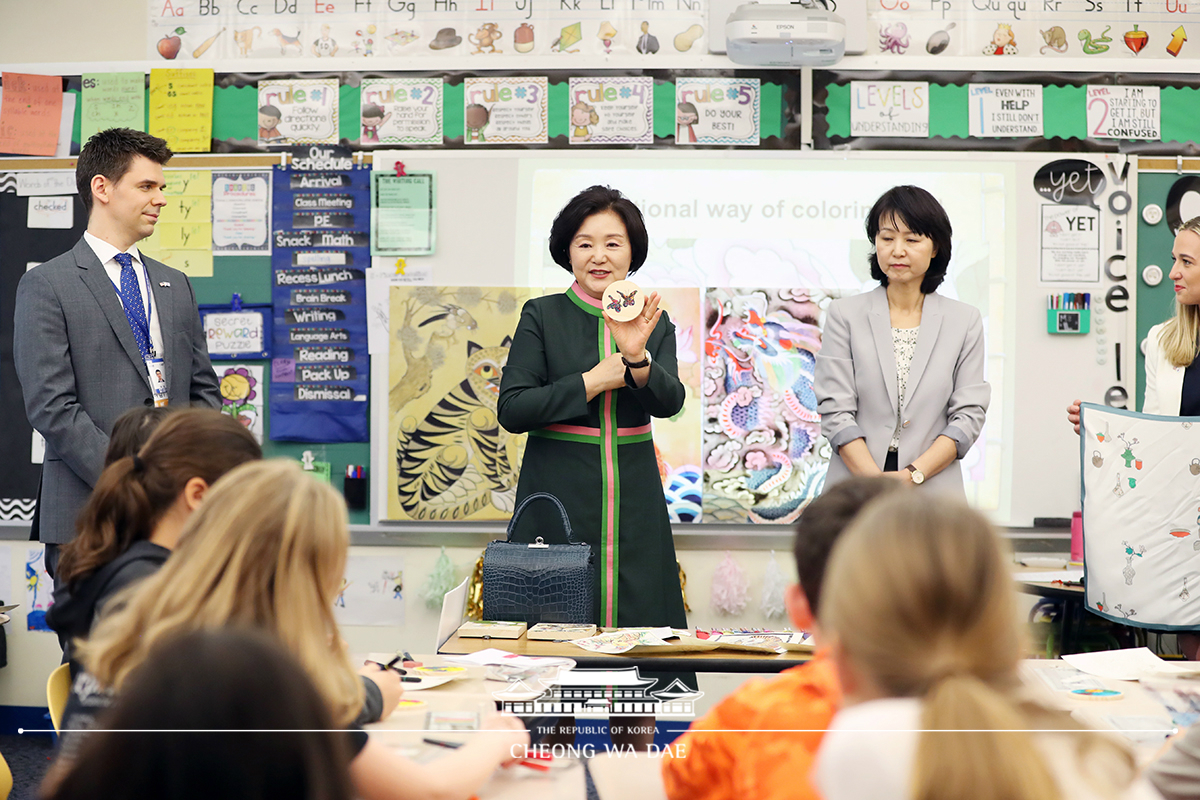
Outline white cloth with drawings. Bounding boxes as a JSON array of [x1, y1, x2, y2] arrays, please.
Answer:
[[813, 697, 1164, 800]]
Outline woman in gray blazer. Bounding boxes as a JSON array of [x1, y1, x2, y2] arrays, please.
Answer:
[[815, 186, 990, 496]]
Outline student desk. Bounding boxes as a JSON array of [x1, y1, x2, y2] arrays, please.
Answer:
[[364, 656, 587, 800], [586, 658, 1183, 800], [1014, 566, 1088, 654], [437, 631, 813, 674]]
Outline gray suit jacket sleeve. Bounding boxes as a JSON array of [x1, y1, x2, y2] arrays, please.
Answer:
[[815, 299, 867, 450], [942, 306, 989, 458], [181, 274, 221, 408], [13, 268, 108, 488]]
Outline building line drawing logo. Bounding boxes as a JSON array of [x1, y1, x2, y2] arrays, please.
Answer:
[[493, 666, 703, 718]]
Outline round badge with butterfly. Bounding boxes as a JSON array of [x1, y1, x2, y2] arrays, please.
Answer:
[[603, 280, 645, 322]]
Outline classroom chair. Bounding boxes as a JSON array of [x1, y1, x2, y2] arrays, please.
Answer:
[[47, 663, 70, 734], [0, 748, 11, 800]]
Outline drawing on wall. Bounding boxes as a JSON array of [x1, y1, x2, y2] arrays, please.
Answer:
[[702, 288, 827, 524], [25, 547, 52, 632], [332, 554, 405, 627], [655, 288, 704, 523], [387, 287, 528, 521], [219, 365, 264, 443]]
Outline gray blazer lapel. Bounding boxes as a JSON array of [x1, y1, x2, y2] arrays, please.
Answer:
[[73, 240, 149, 384], [903, 292, 944, 413], [867, 287, 899, 412], [144, 259, 175, 390]]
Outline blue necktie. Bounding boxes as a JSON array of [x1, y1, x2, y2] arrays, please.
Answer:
[[113, 252, 151, 359]]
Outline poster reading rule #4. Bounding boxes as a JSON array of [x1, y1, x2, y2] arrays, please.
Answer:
[[568, 77, 653, 145]]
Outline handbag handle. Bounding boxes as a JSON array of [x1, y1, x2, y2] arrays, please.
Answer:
[[505, 492, 582, 545]]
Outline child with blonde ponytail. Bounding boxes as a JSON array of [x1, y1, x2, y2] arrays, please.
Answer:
[[812, 492, 1160, 800]]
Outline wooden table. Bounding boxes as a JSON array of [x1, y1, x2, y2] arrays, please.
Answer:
[[437, 630, 813, 674], [364, 655, 587, 800]]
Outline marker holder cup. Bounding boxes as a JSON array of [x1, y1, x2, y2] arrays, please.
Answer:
[[1047, 309, 1090, 335]]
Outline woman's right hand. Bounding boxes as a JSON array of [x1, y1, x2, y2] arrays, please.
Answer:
[[479, 714, 531, 765], [1067, 399, 1082, 435], [583, 353, 628, 401]]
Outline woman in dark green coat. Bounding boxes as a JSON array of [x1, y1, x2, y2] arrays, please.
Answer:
[[498, 185, 688, 631]]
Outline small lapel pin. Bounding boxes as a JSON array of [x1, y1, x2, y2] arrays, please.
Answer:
[[158, 281, 171, 287]]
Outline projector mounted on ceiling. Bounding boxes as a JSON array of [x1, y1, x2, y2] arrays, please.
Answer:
[[724, 1, 846, 67]]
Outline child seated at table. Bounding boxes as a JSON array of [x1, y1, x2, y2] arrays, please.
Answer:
[[662, 477, 901, 800], [53, 460, 528, 800], [812, 492, 1158, 800], [45, 627, 357, 800]]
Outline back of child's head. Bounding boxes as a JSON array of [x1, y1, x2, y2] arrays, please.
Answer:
[[80, 459, 363, 726], [44, 627, 354, 800], [58, 408, 262, 586], [103, 406, 171, 466], [793, 477, 902, 615], [819, 491, 1135, 800]]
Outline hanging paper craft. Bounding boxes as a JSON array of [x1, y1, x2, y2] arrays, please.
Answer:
[[271, 146, 370, 443], [370, 172, 436, 256], [258, 79, 340, 146], [1081, 403, 1200, 629], [567, 77, 653, 145], [760, 551, 787, 619], [420, 547, 458, 609], [710, 551, 750, 615]]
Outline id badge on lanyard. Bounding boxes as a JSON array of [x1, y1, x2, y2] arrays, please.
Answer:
[[146, 354, 169, 407]]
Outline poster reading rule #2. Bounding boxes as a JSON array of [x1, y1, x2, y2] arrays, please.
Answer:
[[271, 147, 370, 443]]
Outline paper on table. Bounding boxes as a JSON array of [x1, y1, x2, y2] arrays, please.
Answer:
[[1026, 663, 1107, 693], [0, 73, 63, 156], [1062, 648, 1200, 681], [1101, 715, 1177, 746], [1012, 568, 1084, 583], [572, 627, 676, 654], [442, 648, 575, 669]]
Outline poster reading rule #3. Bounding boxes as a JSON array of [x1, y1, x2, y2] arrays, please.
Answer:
[[271, 146, 370, 443]]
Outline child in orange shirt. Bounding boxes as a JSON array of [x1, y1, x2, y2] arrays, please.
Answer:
[[662, 477, 901, 800]]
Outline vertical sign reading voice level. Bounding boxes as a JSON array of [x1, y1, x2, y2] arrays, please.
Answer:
[[969, 84, 1042, 138], [849, 81, 929, 138], [1087, 86, 1160, 140]]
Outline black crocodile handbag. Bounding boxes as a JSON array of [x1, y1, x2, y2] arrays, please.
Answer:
[[482, 492, 595, 625]]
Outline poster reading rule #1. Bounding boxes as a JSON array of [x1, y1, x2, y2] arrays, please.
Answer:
[[271, 146, 370, 443]]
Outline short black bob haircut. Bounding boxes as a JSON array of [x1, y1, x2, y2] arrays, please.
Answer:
[[866, 185, 953, 294], [76, 128, 173, 216], [548, 185, 649, 274]]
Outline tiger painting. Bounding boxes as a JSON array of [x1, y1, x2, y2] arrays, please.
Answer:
[[394, 337, 519, 520]]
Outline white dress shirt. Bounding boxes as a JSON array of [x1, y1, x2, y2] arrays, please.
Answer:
[[84, 231, 164, 357]]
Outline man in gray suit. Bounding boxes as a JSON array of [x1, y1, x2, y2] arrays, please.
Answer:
[[13, 129, 220, 578]]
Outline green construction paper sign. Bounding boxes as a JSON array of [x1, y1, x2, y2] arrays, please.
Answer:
[[81, 73, 146, 142], [371, 171, 436, 256]]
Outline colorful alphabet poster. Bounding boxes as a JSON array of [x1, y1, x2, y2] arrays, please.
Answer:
[[212, 170, 272, 255], [81, 72, 146, 145], [1080, 404, 1200, 629], [849, 81, 929, 138], [147, 5, 704, 62], [702, 288, 827, 524], [258, 79, 339, 146], [360, 78, 443, 146], [674, 78, 760, 146], [462, 77, 548, 145], [0, 72, 64, 156], [567, 77, 653, 145], [386, 286, 528, 522], [141, 169, 214, 278], [148, 68, 213, 153], [271, 147, 370, 443]]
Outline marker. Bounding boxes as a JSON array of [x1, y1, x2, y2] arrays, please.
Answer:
[[424, 738, 463, 749]]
